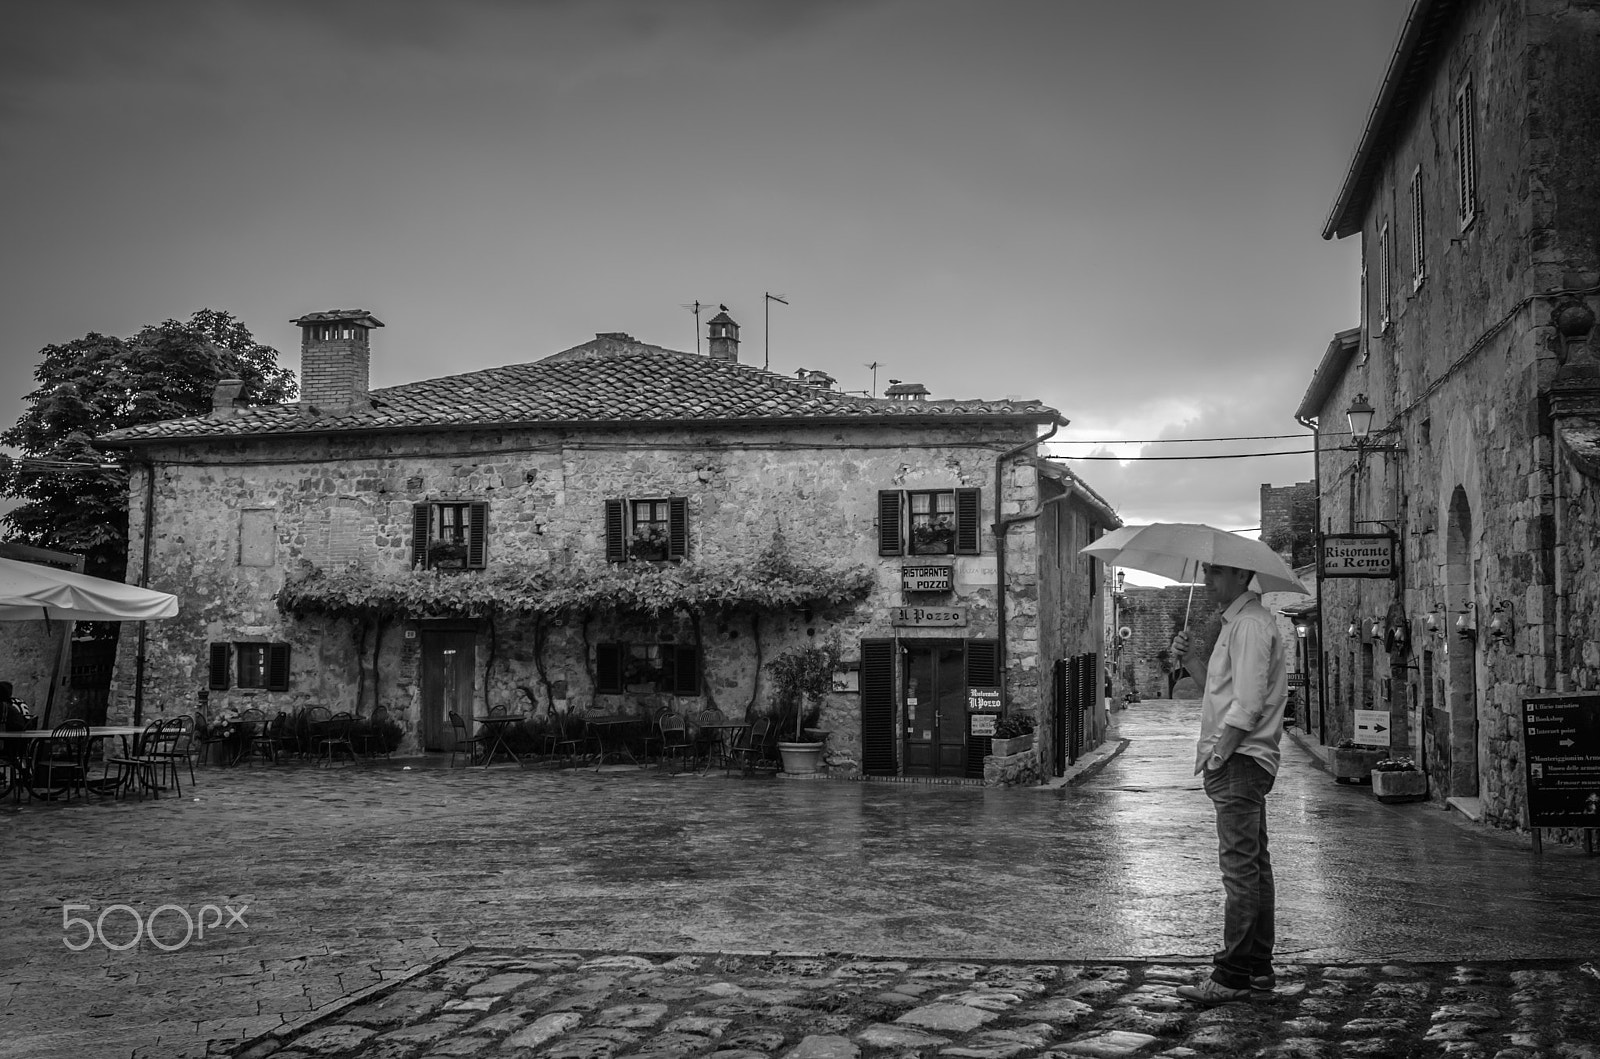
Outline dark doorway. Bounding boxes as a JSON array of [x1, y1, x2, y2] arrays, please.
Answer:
[[420, 628, 476, 751], [902, 642, 966, 777]]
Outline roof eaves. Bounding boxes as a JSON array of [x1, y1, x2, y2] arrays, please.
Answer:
[[1294, 327, 1363, 423], [1322, 0, 1461, 241]]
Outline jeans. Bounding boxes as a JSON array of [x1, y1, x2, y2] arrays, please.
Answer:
[[1202, 753, 1276, 989]]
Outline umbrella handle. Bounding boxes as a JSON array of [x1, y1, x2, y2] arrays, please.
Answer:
[[1182, 558, 1196, 630]]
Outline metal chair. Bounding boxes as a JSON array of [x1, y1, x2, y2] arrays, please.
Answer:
[[29, 719, 91, 801], [729, 717, 771, 774], [448, 710, 487, 768], [657, 712, 693, 773], [355, 706, 394, 759], [143, 714, 194, 793], [550, 709, 597, 767], [318, 712, 358, 766], [99, 719, 166, 799]]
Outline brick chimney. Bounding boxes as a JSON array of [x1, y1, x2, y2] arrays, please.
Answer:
[[290, 309, 384, 413], [706, 308, 739, 363]]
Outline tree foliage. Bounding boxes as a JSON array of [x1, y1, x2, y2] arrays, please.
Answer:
[[0, 310, 296, 579]]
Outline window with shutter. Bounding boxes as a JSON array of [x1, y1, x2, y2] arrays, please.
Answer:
[[661, 645, 701, 696], [267, 643, 291, 692], [859, 639, 896, 775], [235, 643, 269, 689], [954, 488, 981, 555], [1455, 79, 1477, 227], [1376, 222, 1391, 331], [1409, 166, 1426, 287], [209, 643, 231, 690], [604, 500, 627, 562], [877, 491, 903, 556], [596, 643, 624, 693], [668, 497, 688, 560], [964, 639, 1001, 778], [414, 500, 488, 571]]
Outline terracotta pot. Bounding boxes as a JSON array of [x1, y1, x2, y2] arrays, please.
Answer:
[[1371, 768, 1428, 803], [777, 741, 825, 774]]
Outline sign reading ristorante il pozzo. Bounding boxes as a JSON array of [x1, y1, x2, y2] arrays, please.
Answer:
[[1320, 533, 1397, 579]]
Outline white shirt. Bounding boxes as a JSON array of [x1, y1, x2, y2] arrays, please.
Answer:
[[1194, 591, 1288, 776]]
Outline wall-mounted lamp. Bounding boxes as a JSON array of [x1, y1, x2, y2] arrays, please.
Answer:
[[1343, 393, 1406, 456], [1425, 609, 1444, 639], [1115, 570, 1126, 593], [1489, 600, 1514, 645], [1347, 620, 1359, 639], [1295, 621, 1309, 639], [1456, 602, 1477, 643], [1369, 618, 1383, 640]]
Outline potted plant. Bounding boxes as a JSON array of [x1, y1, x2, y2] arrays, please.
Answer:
[[629, 526, 669, 561], [767, 634, 842, 775], [911, 518, 956, 555], [989, 714, 1035, 757], [1370, 757, 1427, 803], [427, 540, 469, 571], [1330, 739, 1387, 784]]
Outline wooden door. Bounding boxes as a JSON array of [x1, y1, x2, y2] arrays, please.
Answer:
[[420, 629, 476, 751]]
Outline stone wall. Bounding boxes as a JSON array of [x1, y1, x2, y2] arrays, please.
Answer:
[[1113, 586, 1222, 700], [1315, 0, 1600, 829], [1260, 481, 1317, 568], [118, 420, 1102, 775]]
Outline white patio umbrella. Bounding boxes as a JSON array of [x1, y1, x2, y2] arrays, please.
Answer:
[[0, 556, 179, 622], [1079, 522, 1308, 628]]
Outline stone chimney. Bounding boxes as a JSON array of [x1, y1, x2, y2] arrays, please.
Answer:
[[795, 368, 835, 389], [211, 378, 246, 419], [706, 308, 739, 363], [290, 309, 385, 413], [885, 380, 930, 401]]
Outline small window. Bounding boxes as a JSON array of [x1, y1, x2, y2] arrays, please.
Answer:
[[210, 642, 290, 691], [411, 500, 488, 570], [605, 497, 688, 562], [595, 641, 700, 695], [1454, 78, 1478, 228], [877, 488, 981, 556], [1408, 166, 1426, 289]]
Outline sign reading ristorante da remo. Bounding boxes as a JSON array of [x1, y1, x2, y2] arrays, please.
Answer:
[[1320, 533, 1398, 579]]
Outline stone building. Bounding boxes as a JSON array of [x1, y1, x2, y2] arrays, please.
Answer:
[[99, 309, 1119, 782], [1304, 0, 1600, 829]]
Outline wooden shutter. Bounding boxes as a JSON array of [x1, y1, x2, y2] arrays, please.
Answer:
[[411, 503, 431, 569], [208, 643, 231, 690], [596, 643, 624, 693], [860, 639, 895, 775], [877, 491, 903, 556], [667, 497, 688, 560], [467, 500, 488, 568], [954, 487, 981, 555], [663, 645, 700, 696], [266, 643, 291, 692], [604, 500, 626, 563], [965, 638, 1001, 778]]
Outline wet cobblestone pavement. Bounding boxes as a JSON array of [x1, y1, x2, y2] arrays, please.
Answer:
[[252, 950, 1600, 1059], [3, 701, 1597, 1058]]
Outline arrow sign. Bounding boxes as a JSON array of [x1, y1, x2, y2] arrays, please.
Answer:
[[1354, 709, 1392, 748], [1560, 738, 1575, 747]]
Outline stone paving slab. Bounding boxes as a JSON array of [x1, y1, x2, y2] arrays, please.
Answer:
[[233, 950, 1600, 1059]]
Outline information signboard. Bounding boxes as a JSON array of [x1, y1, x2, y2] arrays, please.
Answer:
[[970, 713, 998, 736], [1321, 534, 1397, 579], [901, 564, 954, 592], [1522, 693, 1600, 828], [1353, 709, 1392, 748]]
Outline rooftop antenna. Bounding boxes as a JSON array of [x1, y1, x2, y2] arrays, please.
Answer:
[[679, 300, 715, 353], [864, 362, 883, 396], [764, 292, 788, 371]]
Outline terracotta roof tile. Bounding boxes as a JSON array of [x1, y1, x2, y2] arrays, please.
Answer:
[[101, 337, 1062, 445]]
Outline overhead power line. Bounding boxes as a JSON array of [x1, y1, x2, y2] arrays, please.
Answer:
[[1059, 449, 1314, 461], [1053, 431, 1338, 444]]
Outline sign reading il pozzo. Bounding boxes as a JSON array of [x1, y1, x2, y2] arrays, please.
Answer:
[[1320, 533, 1397, 579], [901, 564, 954, 592], [891, 605, 967, 627]]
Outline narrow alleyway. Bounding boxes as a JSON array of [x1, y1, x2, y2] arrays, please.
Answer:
[[0, 701, 1594, 1057]]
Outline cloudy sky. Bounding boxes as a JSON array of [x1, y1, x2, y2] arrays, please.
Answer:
[[1, 0, 1403, 564]]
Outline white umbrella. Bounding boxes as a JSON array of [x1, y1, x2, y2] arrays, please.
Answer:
[[0, 556, 179, 622], [1080, 522, 1308, 628]]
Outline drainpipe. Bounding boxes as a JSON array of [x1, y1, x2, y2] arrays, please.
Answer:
[[1295, 413, 1328, 746], [1551, 418, 1570, 692], [992, 421, 1063, 710], [133, 458, 155, 725]]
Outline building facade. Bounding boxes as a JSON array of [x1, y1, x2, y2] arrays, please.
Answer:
[[1305, 0, 1600, 829], [101, 310, 1118, 782]]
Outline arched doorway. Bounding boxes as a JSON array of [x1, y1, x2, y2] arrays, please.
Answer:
[[1441, 486, 1480, 798]]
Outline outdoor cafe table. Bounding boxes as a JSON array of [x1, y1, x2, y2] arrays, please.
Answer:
[[584, 714, 644, 769], [0, 725, 149, 799], [694, 720, 749, 773], [472, 714, 527, 769]]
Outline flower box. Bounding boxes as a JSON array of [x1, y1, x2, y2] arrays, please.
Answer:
[[1371, 768, 1428, 803], [1330, 746, 1386, 784], [990, 732, 1034, 757]]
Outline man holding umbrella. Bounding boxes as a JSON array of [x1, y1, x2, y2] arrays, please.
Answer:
[[1170, 562, 1288, 1005]]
